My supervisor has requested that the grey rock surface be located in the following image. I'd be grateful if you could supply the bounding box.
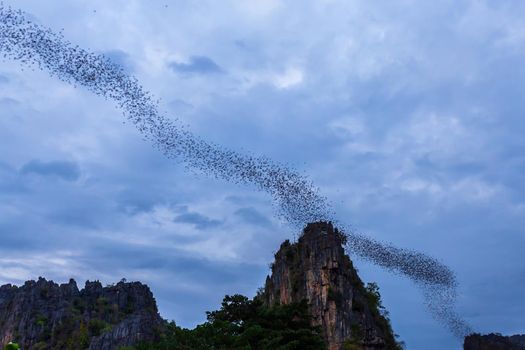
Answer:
[263,221,400,350]
[0,277,163,350]
[464,333,525,350]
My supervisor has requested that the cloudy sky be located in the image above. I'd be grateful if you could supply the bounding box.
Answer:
[1,0,525,348]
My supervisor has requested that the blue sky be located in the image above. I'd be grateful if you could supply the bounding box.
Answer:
[1,1,525,348]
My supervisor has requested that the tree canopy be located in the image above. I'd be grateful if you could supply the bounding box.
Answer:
[127,294,326,350]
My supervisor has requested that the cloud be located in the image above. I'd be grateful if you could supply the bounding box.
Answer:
[168,99,194,115]
[20,160,80,181]
[47,206,101,229]
[0,162,27,195]
[168,56,223,75]
[0,97,19,106]
[2,1,525,348]
[234,207,271,227]
[102,49,133,73]
[173,211,223,230]
[271,67,303,89]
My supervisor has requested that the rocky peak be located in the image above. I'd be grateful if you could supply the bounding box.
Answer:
[0,277,163,350]
[464,333,525,350]
[263,221,400,350]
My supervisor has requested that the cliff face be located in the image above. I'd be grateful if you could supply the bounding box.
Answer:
[464,333,525,350]
[263,222,399,350]
[0,277,163,350]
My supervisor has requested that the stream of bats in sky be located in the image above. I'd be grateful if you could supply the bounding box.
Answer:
[0,4,472,338]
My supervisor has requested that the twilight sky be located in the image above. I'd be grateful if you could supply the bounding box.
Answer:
[1,1,525,348]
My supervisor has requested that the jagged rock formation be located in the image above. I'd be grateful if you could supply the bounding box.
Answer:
[0,277,163,350]
[262,222,400,350]
[464,333,525,350]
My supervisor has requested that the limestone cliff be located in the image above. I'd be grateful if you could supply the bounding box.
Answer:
[262,221,400,350]
[0,277,163,350]
[464,333,525,350]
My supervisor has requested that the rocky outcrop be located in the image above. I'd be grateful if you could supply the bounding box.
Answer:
[0,277,163,350]
[262,221,400,350]
[464,333,525,350]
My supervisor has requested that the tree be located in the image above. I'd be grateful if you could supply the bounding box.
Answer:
[4,343,20,350]
[132,294,326,350]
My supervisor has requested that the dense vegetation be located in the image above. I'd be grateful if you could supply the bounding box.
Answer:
[1,278,402,350]
[121,294,325,350]
[3,289,403,350]
[357,283,404,350]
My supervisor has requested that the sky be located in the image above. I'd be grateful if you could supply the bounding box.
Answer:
[1,1,525,348]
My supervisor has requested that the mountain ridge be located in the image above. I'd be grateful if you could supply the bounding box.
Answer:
[464,333,525,350]
[0,277,163,349]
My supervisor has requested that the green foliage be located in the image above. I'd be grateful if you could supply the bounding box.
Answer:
[35,314,48,327]
[3,343,19,350]
[8,282,404,350]
[33,342,47,350]
[130,294,326,350]
[88,318,111,336]
[343,340,362,350]
[96,297,109,316]
[72,297,86,314]
[361,283,404,350]
[350,323,363,340]
[364,282,382,311]
[50,318,89,350]
[76,322,90,350]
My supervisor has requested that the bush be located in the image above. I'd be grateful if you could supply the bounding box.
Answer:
[343,340,362,350]
[88,319,110,336]
[4,343,19,350]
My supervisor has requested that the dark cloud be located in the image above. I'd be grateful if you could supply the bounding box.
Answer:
[47,206,100,229]
[20,160,80,181]
[169,56,223,74]
[115,189,165,215]
[0,162,27,194]
[0,213,79,252]
[234,207,271,227]
[173,211,222,230]
[88,242,260,283]
[0,221,41,250]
